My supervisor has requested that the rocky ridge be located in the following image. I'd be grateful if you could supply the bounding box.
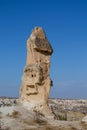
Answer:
[0,97,87,113]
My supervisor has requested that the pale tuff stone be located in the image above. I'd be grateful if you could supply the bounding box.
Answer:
[20,27,53,115]
[82,116,87,123]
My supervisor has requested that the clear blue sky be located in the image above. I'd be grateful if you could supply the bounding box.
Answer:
[0,0,87,99]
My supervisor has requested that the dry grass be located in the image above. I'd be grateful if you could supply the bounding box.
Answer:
[38,126,62,130]
[0,127,11,130]
[0,111,2,118]
[81,121,87,130]
[7,110,21,118]
[33,110,47,125]
[22,128,37,130]
[70,126,78,130]
[67,111,85,121]
[23,117,37,126]
[38,126,78,130]
[53,111,67,120]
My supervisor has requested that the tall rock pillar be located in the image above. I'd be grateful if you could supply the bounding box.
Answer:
[20,27,53,115]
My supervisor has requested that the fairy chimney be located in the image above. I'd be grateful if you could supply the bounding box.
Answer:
[20,27,53,115]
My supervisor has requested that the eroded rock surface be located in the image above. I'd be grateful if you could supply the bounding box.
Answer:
[20,27,53,115]
[82,116,87,123]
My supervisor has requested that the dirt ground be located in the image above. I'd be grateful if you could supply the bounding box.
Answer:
[0,98,87,130]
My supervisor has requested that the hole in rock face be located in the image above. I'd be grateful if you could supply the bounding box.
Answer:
[31,74,33,77]
[27,85,34,88]
[31,74,36,77]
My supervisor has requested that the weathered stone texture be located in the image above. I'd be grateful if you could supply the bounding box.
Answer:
[20,27,53,115]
